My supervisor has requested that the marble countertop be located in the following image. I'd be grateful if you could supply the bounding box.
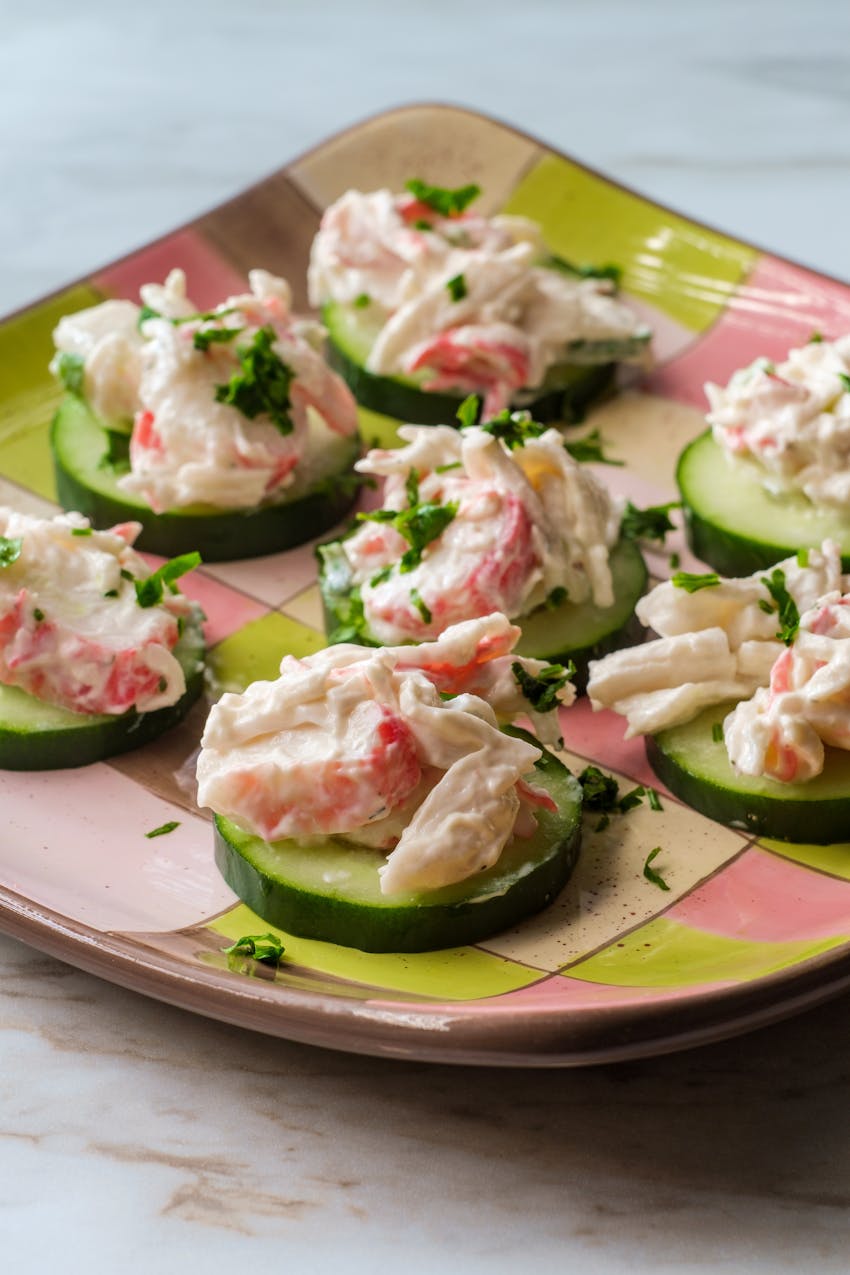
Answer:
[5,1,850,1269]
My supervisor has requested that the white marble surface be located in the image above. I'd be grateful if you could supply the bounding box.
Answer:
[4,2,850,1269]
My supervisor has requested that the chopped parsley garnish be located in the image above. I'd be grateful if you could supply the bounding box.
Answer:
[578,765,620,811]
[71,527,92,536]
[358,495,458,573]
[370,565,393,587]
[647,788,663,812]
[809,331,824,343]
[512,661,574,714]
[354,293,371,308]
[157,676,168,693]
[137,303,161,327]
[546,256,622,288]
[456,395,480,429]
[595,814,611,832]
[446,273,468,302]
[797,547,810,567]
[477,409,546,449]
[410,587,432,624]
[329,585,368,644]
[0,536,23,568]
[145,820,180,839]
[55,351,86,396]
[193,326,244,353]
[33,608,44,622]
[576,261,622,286]
[618,785,646,814]
[621,501,680,543]
[546,586,568,610]
[134,551,201,608]
[435,461,462,473]
[140,304,240,329]
[120,568,133,580]
[671,571,721,593]
[405,179,481,217]
[669,551,680,570]
[103,589,118,599]
[839,372,850,393]
[643,846,671,891]
[214,325,295,435]
[413,219,433,231]
[712,722,724,743]
[578,765,646,816]
[760,567,800,645]
[224,932,285,966]
[405,468,420,507]
[563,428,623,466]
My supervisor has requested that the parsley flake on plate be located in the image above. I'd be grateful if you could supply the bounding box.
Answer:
[643,846,671,891]
[145,820,180,839]
[224,933,285,966]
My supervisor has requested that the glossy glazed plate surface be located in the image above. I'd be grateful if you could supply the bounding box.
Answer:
[4,104,850,1066]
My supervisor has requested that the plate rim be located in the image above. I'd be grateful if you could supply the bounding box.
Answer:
[4,875,850,1066]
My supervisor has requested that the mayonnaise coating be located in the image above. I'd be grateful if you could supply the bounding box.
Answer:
[196,613,574,895]
[339,421,622,645]
[707,335,850,508]
[588,541,850,784]
[51,269,358,513]
[0,508,196,715]
[309,187,650,417]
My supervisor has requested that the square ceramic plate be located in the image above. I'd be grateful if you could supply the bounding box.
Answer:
[4,103,850,1067]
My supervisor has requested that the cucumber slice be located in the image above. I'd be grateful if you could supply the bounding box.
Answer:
[316,536,646,691]
[514,539,647,688]
[50,395,361,561]
[322,301,620,426]
[647,702,850,844]
[0,615,205,770]
[213,733,582,952]
[678,430,850,575]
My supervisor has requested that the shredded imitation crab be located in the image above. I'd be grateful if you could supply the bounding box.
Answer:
[51,268,359,513]
[707,334,850,508]
[337,421,622,645]
[308,187,648,418]
[587,541,850,784]
[0,509,198,715]
[196,613,574,895]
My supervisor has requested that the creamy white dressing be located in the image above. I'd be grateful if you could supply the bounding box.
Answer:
[196,613,573,895]
[0,508,195,715]
[707,335,850,508]
[588,541,850,783]
[339,422,622,645]
[51,269,358,513]
[308,187,650,416]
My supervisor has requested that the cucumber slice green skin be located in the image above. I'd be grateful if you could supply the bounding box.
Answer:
[323,302,618,426]
[316,537,647,692]
[51,396,361,562]
[0,617,205,770]
[647,703,850,844]
[213,734,583,952]
[678,430,850,575]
